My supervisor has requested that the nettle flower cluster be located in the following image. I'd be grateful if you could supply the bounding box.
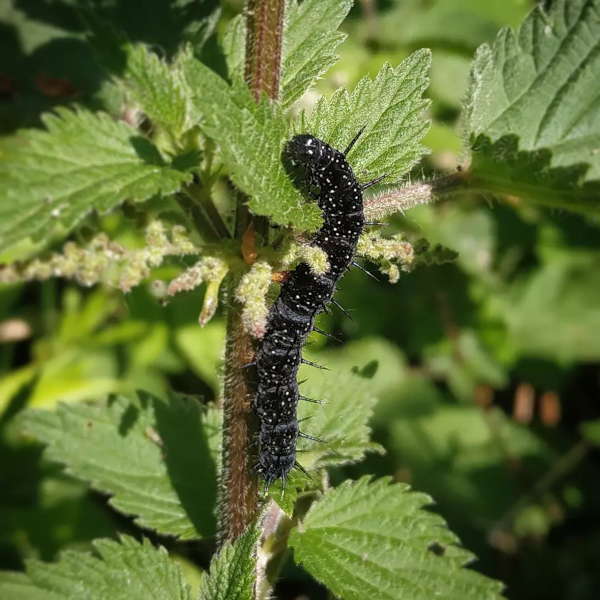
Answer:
[0,218,415,337]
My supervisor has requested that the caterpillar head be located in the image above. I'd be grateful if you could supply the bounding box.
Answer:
[285,134,326,167]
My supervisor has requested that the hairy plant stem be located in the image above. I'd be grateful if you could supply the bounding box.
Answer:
[218,291,260,543]
[363,170,470,221]
[218,0,285,551]
[244,0,285,102]
[363,166,585,222]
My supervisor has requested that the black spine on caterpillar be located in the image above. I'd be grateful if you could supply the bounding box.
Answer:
[254,134,365,486]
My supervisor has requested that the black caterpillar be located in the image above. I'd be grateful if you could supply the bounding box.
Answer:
[253,131,384,487]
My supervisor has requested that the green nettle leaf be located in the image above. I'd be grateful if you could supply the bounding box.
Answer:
[303,50,432,182]
[464,0,600,214]
[0,108,191,253]
[289,477,504,600]
[0,536,191,600]
[123,44,194,139]
[281,0,353,107]
[296,364,382,470]
[221,13,246,81]
[175,320,226,393]
[182,52,322,231]
[198,525,258,600]
[20,392,221,540]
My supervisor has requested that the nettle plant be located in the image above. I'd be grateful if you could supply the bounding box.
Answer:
[1,0,599,598]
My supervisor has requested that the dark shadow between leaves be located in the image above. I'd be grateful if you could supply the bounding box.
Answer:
[15,0,83,33]
[15,0,221,61]
[352,359,379,379]
[130,138,201,175]
[170,149,202,173]
[0,370,39,430]
[148,391,218,538]
[117,402,140,436]
[2,0,221,134]
[0,19,107,133]
[129,136,165,166]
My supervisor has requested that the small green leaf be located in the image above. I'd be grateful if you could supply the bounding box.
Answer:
[221,14,245,81]
[281,0,352,107]
[268,469,310,515]
[581,419,600,445]
[296,363,382,470]
[464,0,600,214]
[302,50,431,182]
[0,365,36,414]
[289,477,504,600]
[0,536,191,599]
[123,44,195,139]
[20,392,221,540]
[198,524,258,600]
[505,254,600,363]
[182,52,321,231]
[174,320,226,393]
[0,108,191,253]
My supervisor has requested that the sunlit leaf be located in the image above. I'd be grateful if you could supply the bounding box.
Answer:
[464,0,600,214]
[0,108,191,253]
[0,536,191,599]
[290,477,504,600]
[302,50,431,183]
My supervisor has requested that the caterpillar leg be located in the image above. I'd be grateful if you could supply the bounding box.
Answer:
[344,127,365,155]
[299,394,322,404]
[298,431,326,443]
[330,298,353,320]
[293,461,313,481]
[301,358,329,370]
[312,326,342,342]
[351,260,379,281]
[298,415,314,424]
[360,173,388,190]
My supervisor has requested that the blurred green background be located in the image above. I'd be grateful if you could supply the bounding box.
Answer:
[2,1,600,599]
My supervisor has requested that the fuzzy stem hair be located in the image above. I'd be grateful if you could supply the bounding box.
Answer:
[218,0,285,553]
